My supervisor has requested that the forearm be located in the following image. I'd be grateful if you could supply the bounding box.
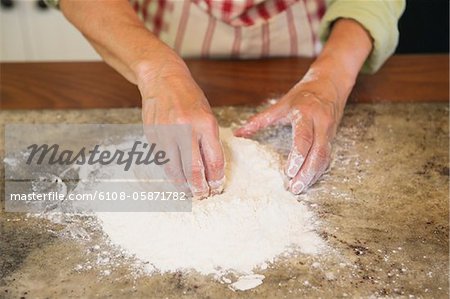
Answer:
[60,0,185,85]
[308,18,373,106]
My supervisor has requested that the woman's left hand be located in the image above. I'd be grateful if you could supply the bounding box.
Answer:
[234,70,349,194]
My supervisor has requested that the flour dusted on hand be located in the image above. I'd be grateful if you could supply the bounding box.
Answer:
[96,128,325,276]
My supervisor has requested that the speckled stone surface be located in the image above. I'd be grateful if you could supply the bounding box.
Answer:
[0,103,448,298]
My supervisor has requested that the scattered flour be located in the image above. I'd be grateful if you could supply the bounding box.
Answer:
[4,127,325,290]
[229,274,265,291]
[95,129,325,279]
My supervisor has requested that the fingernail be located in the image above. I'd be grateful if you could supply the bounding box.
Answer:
[290,181,305,195]
[234,128,248,137]
[209,176,226,195]
[175,182,190,194]
[192,189,209,200]
[190,182,210,200]
[233,128,243,136]
[286,152,305,178]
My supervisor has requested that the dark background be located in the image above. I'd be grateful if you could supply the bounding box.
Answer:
[396,0,449,53]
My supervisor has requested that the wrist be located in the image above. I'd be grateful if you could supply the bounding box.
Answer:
[306,18,372,103]
[311,55,356,94]
[132,49,190,90]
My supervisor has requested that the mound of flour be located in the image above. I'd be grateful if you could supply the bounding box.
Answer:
[95,129,324,276]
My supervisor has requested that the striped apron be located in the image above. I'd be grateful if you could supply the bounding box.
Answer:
[129,0,326,58]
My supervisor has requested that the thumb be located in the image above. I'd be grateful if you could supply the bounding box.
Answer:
[234,101,287,137]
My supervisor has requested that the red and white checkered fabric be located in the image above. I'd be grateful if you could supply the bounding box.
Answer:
[130,0,325,36]
[129,0,169,36]
[193,0,317,27]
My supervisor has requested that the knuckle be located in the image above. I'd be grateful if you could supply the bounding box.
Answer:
[207,159,225,171]
[298,169,315,184]
[322,116,336,130]
[164,165,177,177]
[164,165,181,178]
[175,114,191,125]
[191,164,205,176]
[294,102,311,115]
[315,146,331,162]
[298,94,335,116]
[297,130,314,146]
[201,113,218,128]
[319,101,337,119]
[164,167,185,185]
[190,172,207,190]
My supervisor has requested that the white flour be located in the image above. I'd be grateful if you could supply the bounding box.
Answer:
[4,127,325,290]
[94,129,325,279]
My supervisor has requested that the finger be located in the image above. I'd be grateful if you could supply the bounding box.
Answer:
[289,126,331,195]
[179,135,209,199]
[200,129,226,195]
[234,102,288,137]
[285,113,313,178]
[289,145,330,195]
[141,126,188,193]
[143,124,158,145]
[149,125,190,193]
[309,150,331,186]
[163,142,190,193]
[141,98,158,124]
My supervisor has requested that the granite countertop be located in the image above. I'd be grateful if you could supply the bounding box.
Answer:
[0,102,448,298]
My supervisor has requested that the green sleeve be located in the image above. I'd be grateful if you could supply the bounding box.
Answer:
[319,0,406,73]
[44,0,60,9]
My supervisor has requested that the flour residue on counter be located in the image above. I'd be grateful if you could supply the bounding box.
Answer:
[93,129,325,282]
[4,126,326,291]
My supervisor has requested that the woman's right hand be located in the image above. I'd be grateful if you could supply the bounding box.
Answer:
[137,56,225,199]
[59,0,224,198]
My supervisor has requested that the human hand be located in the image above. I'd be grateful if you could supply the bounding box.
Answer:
[234,70,348,194]
[138,57,225,199]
